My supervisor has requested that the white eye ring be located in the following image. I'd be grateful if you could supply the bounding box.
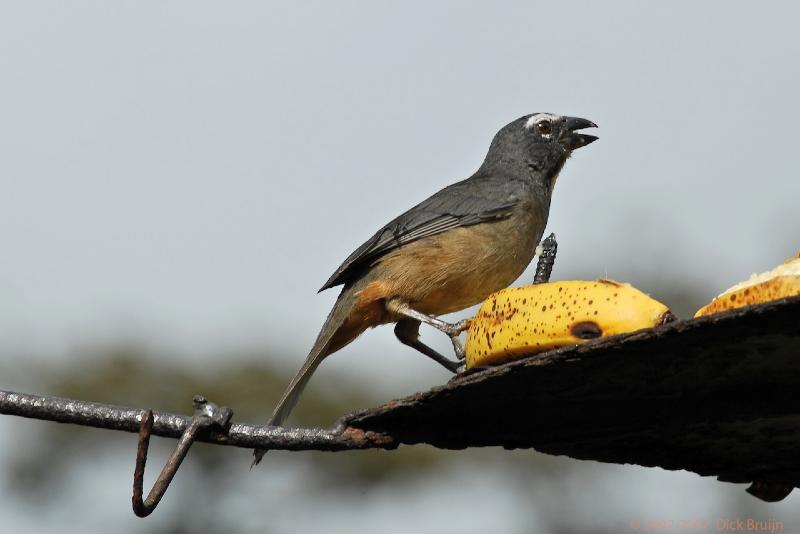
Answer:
[524,113,558,133]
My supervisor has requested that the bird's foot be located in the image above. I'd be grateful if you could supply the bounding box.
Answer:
[446,321,470,361]
[386,299,470,362]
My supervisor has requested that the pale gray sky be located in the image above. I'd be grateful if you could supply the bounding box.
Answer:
[1,2,800,531]
[2,1,798,370]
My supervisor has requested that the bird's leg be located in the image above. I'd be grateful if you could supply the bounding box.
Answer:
[386,299,470,361]
[533,233,558,284]
[394,319,461,373]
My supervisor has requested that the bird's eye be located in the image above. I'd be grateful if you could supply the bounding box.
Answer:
[537,120,552,135]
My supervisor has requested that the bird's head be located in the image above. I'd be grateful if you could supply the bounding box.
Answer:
[523,113,598,152]
[482,112,598,183]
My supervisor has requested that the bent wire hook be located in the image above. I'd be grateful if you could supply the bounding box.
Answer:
[132,395,233,517]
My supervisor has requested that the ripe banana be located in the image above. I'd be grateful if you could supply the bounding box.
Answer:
[465,280,674,369]
[695,255,800,317]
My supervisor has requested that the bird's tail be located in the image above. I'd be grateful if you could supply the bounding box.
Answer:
[252,280,370,466]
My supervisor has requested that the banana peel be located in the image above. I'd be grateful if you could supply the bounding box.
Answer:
[694,255,800,317]
[465,280,674,368]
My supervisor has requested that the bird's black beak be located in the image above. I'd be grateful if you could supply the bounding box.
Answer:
[559,116,598,151]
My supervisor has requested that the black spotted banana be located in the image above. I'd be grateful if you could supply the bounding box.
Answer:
[465,279,674,368]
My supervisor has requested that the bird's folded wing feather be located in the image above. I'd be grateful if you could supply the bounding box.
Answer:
[319,177,521,291]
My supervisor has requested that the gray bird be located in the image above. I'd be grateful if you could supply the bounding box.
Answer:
[253,112,597,465]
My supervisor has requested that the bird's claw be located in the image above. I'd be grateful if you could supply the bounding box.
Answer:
[444,319,470,360]
[450,335,466,360]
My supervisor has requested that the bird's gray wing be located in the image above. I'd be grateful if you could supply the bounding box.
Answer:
[319,177,522,291]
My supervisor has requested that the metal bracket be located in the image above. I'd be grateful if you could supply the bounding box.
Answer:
[534,233,557,284]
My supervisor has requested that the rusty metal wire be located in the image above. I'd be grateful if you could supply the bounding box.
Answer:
[0,389,392,452]
[0,389,394,519]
